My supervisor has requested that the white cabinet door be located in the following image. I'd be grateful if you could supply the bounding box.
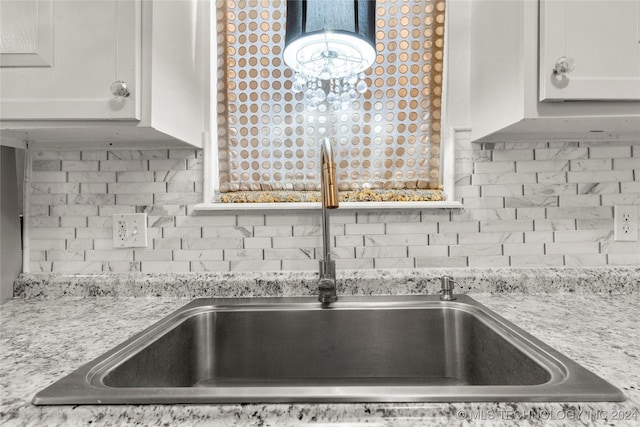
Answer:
[540,0,640,101]
[0,0,139,120]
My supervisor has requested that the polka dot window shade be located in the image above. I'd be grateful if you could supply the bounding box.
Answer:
[216,0,445,200]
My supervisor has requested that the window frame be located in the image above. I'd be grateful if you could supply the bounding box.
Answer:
[197,0,462,212]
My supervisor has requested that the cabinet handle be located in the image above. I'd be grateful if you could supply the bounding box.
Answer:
[111,81,131,98]
[552,56,576,76]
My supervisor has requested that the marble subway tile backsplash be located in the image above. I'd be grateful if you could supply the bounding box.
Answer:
[27,140,640,274]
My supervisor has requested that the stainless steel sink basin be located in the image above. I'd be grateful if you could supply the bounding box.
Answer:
[33,295,624,404]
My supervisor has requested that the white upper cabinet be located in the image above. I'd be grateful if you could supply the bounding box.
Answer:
[540,0,640,101]
[0,0,210,149]
[0,0,139,120]
[463,0,640,142]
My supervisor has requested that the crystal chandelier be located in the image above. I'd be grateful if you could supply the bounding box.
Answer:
[283,0,376,111]
[292,69,369,112]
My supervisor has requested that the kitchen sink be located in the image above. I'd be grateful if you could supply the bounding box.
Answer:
[32,295,625,404]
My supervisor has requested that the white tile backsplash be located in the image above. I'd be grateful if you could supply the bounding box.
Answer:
[570,158,612,171]
[355,246,408,259]
[468,255,510,268]
[264,248,313,260]
[99,160,148,171]
[564,254,608,266]
[134,250,173,261]
[589,146,631,159]
[229,260,281,272]
[374,258,414,269]
[516,160,569,173]
[568,170,634,183]
[190,260,231,271]
[545,242,600,255]
[608,253,640,265]
[415,256,468,268]
[26,142,640,273]
[534,147,588,160]
[407,245,449,258]
[172,250,223,261]
[492,148,534,161]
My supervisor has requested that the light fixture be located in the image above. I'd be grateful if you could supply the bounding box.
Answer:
[283,0,376,111]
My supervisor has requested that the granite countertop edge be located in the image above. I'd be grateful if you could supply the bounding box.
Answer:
[13,266,640,299]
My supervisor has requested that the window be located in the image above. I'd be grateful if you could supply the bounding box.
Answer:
[210,0,447,205]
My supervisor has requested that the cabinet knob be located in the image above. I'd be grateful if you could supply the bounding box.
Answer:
[552,56,576,76]
[111,81,130,98]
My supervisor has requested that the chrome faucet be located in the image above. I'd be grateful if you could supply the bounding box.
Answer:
[318,138,339,304]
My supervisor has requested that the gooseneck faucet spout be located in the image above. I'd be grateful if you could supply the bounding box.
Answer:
[318,138,338,304]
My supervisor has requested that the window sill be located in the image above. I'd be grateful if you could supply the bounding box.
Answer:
[193,201,464,212]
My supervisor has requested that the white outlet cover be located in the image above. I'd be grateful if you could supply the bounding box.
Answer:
[112,213,148,248]
[614,205,638,242]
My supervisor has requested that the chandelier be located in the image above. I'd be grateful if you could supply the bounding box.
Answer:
[283,0,376,111]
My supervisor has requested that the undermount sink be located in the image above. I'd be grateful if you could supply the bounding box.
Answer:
[33,295,624,404]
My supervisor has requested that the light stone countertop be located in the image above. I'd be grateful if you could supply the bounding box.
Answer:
[2,268,639,426]
[13,267,640,298]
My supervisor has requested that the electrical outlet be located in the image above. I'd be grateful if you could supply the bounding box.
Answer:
[112,213,148,248]
[614,205,638,242]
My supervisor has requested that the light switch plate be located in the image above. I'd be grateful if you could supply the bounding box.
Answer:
[112,213,148,248]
